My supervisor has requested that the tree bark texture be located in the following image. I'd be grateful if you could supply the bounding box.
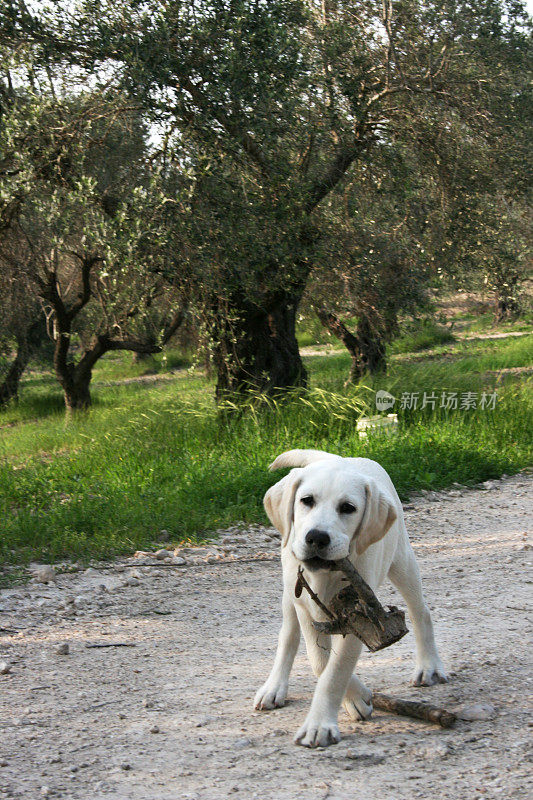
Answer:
[0,319,44,407]
[0,338,31,406]
[213,290,307,399]
[315,308,386,382]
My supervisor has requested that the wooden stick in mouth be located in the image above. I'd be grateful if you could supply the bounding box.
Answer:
[295,557,408,652]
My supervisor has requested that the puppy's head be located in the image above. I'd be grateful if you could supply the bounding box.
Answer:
[264,450,397,570]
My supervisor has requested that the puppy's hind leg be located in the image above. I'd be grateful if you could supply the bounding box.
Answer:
[254,590,301,710]
[388,540,448,686]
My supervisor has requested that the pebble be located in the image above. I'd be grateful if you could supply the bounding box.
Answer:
[457,703,496,721]
[172,557,186,565]
[56,643,70,655]
[33,565,56,583]
[154,549,172,560]
[120,763,131,771]
[150,725,160,734]
[232,737,253,749]
[125,577,140,587]
[413,741,451,760]
[0,661,11,675]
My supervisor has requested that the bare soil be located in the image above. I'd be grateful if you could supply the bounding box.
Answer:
[1,473,531,800]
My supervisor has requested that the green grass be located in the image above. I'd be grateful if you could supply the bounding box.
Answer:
[389,320,456,354]
[1,330,531,568]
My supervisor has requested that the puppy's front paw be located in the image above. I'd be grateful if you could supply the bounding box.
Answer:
[411,657,448,687]
[254,680,288,711]
[294,715,341,748]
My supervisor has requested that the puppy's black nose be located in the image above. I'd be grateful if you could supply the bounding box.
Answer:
[305,529,330,549]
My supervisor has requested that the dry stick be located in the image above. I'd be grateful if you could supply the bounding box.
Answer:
[297,557,408,652]
[373,692,456,729]
[295,568,336,620]
[87,555,279,571]
[85,642,136,649]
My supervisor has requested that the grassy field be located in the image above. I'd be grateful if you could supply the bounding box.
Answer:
[1,319,531,570]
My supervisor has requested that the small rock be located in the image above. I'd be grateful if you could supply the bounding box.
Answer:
[154,549,172,560]
[40,788,50,797]
[149,725,160,734]
[33,565,56,583]
[232,737,253,750]
[56,643,69,655]
[456,702,496,721]
[0,759,8,767]
[172,556,186,565]
[413,741,451,760]
[125,577,140,587]
[120,763,131,771]
[0,661,11,675]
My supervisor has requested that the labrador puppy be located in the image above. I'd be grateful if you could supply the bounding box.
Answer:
[254,449,447,748]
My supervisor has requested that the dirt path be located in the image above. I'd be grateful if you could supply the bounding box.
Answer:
[1,474,531,800]
[300,329,531,360]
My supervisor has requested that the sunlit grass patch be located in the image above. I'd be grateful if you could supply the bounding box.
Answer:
[1,331,531,565]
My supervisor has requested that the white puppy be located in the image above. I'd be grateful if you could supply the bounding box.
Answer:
[254,449,447,748]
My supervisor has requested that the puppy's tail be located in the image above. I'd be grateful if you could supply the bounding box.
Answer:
[269,449,338,471]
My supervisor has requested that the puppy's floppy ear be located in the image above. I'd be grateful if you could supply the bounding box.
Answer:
[264,469,303,547]
[355,478,397,555]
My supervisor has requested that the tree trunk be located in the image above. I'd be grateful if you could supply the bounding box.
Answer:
[356,316,386,375]
[63,374,92,412]
[0,318,44,407]
[495,294,520,322]
[315,308,386,383]
[53,325,96,413]
[494,271,520,322]
[315,307,362,384]
[213,291,307,400]
[0,338,31,406]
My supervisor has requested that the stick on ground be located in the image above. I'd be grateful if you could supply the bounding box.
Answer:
[372,692,456,728]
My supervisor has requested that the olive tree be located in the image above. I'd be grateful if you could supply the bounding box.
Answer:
[3,0,530,395]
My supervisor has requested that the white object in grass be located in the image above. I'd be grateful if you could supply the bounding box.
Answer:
[357,414,398,438]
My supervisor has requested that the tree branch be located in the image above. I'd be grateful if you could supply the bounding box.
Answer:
[179,78,270,178]
[67,254,102,320]
[305,139,366,213]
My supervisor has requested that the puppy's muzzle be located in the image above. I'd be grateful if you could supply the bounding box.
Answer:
[301,529,334,570]
[305,529,331,549]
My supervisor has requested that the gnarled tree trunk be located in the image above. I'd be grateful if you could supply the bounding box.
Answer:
[0,338,31,406]
[315,308,386,383]
[356,315,386,375]
[213,290,307,400]
[0,318,44,407]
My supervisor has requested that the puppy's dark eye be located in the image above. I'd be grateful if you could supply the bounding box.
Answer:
[339,502,356,514]
[301,495,315,508]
